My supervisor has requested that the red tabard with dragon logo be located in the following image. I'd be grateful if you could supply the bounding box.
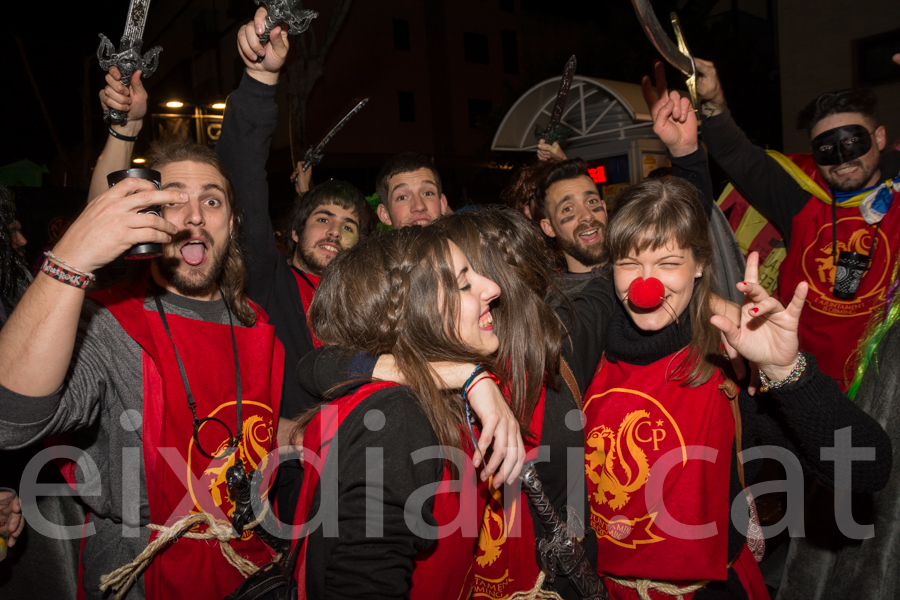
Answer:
[292,382,485,600]
[471,389,545,599]
[91,282,284,600]
[583,353,734,583]
[777,154,900,388]
[292,269,323,348]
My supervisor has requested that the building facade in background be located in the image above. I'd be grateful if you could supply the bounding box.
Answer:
[777,0,900,152]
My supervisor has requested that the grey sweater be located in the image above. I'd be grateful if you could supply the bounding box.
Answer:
[0,288,235,600]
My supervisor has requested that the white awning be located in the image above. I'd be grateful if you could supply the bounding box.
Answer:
[491,76,656,152]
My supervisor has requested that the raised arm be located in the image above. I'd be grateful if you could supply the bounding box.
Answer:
[641,62,714,216]
[87,67,149,202]
[694,58,811,241]
[291,161,314,195]
[216,7,289,294]
[0,180,183,396]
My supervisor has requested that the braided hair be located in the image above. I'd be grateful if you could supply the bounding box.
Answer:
[308,226,499,471]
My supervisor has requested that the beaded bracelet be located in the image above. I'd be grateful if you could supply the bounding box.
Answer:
[41,258,92,290]
[462,363,490,394]
[44,252,96,281]
[461,364,501,450]
[109,126,138,142]
[759,353,807,393]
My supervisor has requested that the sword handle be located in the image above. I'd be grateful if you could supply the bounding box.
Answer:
[521,465,565,533]
[302,146,323,171]
[255,25,273,63]
[104,109,130,126]
[520,465,610,600]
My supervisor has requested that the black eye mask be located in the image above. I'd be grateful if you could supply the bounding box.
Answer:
[811,124,873,166]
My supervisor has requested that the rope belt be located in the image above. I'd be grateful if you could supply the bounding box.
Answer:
[98,503,275,600]
[605,575,707,600]
[506,572,565,600]
[605,552,742,600]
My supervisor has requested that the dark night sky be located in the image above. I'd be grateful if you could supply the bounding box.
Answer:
[0,0,783,185]
[1,2,126,170]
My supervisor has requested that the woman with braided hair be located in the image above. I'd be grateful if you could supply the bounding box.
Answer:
[289,224,528,600]
[296,206,618,599]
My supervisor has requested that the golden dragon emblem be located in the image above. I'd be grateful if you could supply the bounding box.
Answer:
[476,484,509,568]
[585,410,651,511]
[203,415,273,513]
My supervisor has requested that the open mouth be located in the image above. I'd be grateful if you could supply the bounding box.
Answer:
[180,239,208,266]
[479,309,494,330]
[317,241,340,256]
[578,228,600,244]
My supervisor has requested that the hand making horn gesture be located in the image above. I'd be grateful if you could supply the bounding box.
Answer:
[710,252,809,383]
[641,61,698,158]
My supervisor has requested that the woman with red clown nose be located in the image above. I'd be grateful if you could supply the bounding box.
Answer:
[582,176,891,599]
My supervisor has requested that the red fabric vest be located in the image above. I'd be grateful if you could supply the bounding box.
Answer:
[778,153,900,388]
[583,352,734,583]
[90,282,284,600]
[292,382,484,600]
[471,389,546,599]
[291,268,322,348]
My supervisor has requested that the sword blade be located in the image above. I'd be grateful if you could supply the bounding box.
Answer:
[122,0,152,43]
[301,98,369,170]
[547,55,577,127]
[314,97,369,153]
[630,0,693,77]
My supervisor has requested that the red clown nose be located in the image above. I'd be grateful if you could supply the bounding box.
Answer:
[628,277,665,309]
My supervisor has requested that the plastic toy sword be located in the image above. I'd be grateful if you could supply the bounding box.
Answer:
[630,0,698,107]
[301,98,369,172]
[520,464,611,599]
[97,0,163,125]
[534,55,577,144]
[253,0,318,62]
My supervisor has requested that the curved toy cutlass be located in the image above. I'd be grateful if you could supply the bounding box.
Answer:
[630,0,698,107]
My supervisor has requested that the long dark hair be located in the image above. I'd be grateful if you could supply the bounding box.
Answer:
[0,186,28,310]
[606,177,719,387]
[432,206,564,425]
[309,226,497,460]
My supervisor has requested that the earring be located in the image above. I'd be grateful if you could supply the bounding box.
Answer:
[695,272,702,278]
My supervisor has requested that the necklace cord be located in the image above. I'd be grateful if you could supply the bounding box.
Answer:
[153,295,243,458]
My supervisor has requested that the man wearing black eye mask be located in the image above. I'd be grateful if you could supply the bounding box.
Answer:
[691,58,900,390]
